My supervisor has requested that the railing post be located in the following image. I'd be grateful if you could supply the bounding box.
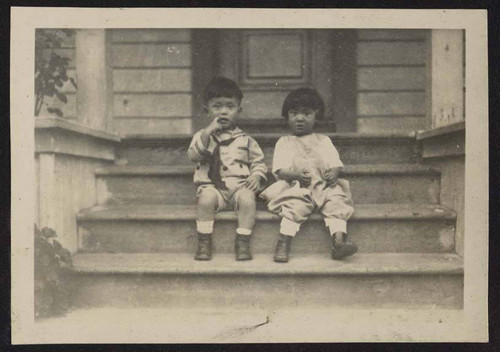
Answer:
[428,30,465,129]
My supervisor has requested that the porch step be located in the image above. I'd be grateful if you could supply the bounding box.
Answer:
[77,204,456,254]
[96,164,441,205]
[69,252,464,309]
[116,132,419,166]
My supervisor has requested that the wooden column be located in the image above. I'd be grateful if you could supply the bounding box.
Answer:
[191,29,218,133]
[428,30,465,129]
[330,30,357,132]
[76,29,114,132]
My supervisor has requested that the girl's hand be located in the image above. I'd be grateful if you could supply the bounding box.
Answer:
[297,169,312,188]
[277,168,311,187]
[324,168,339,188]
[278,169,311,187]
[245,174,262,192]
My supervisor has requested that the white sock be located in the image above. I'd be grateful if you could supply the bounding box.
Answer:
[197,220,214,234]
[236,228,252,236]
[324,218,347,235]
[280,218,301,237]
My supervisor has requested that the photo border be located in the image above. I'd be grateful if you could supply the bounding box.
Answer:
[10,7,489,343]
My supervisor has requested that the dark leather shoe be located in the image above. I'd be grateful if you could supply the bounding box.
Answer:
[195,233,212,261]
[331,232,358,260]
[274,234,292,263]
[235,234,253,261]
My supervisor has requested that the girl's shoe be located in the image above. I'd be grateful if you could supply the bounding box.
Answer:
[274,234,292,263]
[331,232,358,260]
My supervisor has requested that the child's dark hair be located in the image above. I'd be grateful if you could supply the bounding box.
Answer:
[281,88,325,119]
[204,77,243,104]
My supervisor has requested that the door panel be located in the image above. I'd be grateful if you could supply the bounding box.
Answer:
[218,29,336,128]
[242,30,310,84]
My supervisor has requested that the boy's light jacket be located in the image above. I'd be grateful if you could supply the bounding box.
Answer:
[187,127,268,186]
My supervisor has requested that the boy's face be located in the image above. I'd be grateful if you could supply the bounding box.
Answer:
[287,107,316,136]
[205,96,241,130]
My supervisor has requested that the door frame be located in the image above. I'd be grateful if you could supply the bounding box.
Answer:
[191,29,358,133]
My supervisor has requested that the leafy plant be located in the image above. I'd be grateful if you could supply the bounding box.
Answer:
[34,225,73,319]
[35,29,77,118]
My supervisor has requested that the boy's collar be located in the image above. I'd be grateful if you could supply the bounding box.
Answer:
[213,126,246,140]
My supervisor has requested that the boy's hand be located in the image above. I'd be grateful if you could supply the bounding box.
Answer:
[200,119,223,148]
[245,174,263,192]
[324,168,339,188]
[206,118,227,134]
[205,118,223,135]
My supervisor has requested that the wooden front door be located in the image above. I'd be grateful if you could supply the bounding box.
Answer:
[215,29,357,132]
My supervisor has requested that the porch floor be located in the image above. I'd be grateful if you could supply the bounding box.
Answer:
[34,306,466,343]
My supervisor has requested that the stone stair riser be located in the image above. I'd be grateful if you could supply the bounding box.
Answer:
[97,174,440,205]
[68,272,463,310]
[116,143,418,166]
[78,218,455,254]
[71,131,463,312]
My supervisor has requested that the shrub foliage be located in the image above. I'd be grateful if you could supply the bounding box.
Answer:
[34,225,73,318]
[35,29,76,117]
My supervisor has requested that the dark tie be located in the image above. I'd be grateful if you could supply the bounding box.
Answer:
[208,137,235,190]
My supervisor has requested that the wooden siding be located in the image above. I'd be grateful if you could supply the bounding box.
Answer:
[357,42,426,66]
[357,29,427,41]
[357,92,425,116]
[114,93,192,118]
[113,69,192,92]
[111,29,191,43]
[111,29,193,135]
[356,29,428,132]
[357,117,427,132]
[114,117,192,135]
[112,43,191,68]
[357,67,425,91]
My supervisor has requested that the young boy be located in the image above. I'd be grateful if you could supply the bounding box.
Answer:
[187,77,267,261]
[260,88,357,262]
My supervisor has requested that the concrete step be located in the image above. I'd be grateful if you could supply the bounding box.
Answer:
[68,252,464,310]
[96,164,441,205]
[77,204,456,254]
[116,132,419,166]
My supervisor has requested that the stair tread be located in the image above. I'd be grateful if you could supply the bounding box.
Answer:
[72,252,463,275]
[78,203,456,221]
[96,164,441,176]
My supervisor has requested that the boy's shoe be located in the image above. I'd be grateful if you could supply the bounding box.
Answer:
[331,232,358,260]
[274,234,292,263]
[235,234,253,261]
[195,233,212,261]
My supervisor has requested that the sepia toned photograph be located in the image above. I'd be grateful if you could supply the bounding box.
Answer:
[11,8,488,343]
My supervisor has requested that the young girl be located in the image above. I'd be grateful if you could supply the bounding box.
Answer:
[260,88,357,262]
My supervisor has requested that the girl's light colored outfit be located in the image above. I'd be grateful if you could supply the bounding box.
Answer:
[260,133,354,235]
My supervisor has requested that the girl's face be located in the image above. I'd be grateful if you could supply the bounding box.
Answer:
[287,107,316,136]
